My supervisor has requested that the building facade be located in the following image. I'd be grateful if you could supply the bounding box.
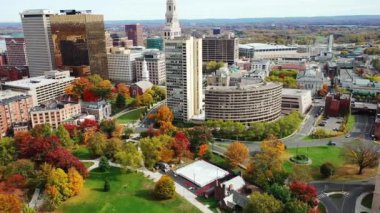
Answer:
[165,36,203,121]
[20,9,56,77]
[50,10,109,79]
[239,43,299,60]
[147,37,164,50]
[202,35,239,65]
[3,70,75,106]
[80,100,111,121]
[5,38,28,66]
[107,47,142,83]
[205,80,282,124]
[163,0,181,40]
[297,69,324,95]
[0,91,33,136]
[125,24,144,46]
[31,102,81,128]
[135,49,166,85]
[281,89,312,115]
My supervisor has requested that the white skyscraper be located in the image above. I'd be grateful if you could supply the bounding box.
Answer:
[165,36,203,121]
[163,0,181,40]
[20,9,56,77]
[107,47,142,83]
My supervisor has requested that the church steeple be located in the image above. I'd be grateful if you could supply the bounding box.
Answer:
[163,0,181,40]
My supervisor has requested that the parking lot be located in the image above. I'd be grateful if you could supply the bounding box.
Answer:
[316,116,344,132]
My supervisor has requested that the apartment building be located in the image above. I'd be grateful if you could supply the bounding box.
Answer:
[135,49,166,85]
[281,89,312,115]
[202,35,239,65]
[107,47,142,83]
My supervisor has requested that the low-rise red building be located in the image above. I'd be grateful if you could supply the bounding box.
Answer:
[325,94,351,117]
[0,66,29,81]
[130,81,153,97]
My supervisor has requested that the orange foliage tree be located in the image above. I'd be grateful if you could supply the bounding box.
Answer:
[198,144,209,157]
[0,193,23,213]
[225,141,249,168]
[319,84,329,97]
[260,135,286,158]
[172,132,191,161]
[67,167,84,196]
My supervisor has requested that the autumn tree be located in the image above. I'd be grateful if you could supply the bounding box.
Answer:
[198,144,209,158]
[344,141,380,175]
[0,193,23,213]
[319,84,329,97]
[289,181,318,206]
[115,143,143,168]
[100,119,117,138]
[154,175,175,200]
[116,83,130,98]
[0,137,16,166]
[187,126,213,153]
[151,85,166,101]
[225,141,249,168]
[260,135,285,157]
[289,165,312,182]
[31,123,52,138]
[283,199,310,213]
[4,159,35,178]
[88,132,108,156]
[243,192,283,213]
[65,77,92,99]
[45,168,71,209]
[16,136,61,162]
[205,61,225,74]
[140,135,172,168]
[91,79,113,99]
[172,132,191,161]
[153,106,174,132]
[104,138,124,159]
[55,125,73,147]
[45,148,88,178]
[67,167,84,196]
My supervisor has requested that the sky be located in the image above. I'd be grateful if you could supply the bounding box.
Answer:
[1,0,380,22]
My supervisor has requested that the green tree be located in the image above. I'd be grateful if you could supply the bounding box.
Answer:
[88,132,108,157]
[244,192,283,213]
[99,156,110,172]
[154,175,175,200]
[124,128,134,139]
[115,93,126,109]
[55,125,73,147]
[205,61,225,73]
[320,162,335,178]
[268,184,292,204]
[140,135,172,168]
[152,85,166,101]
[31,123,52,137]
[104,138,124,159]
[0,137,15,166]
[283,199,310,213]
[23,205,36,213]
[100,119,116,138]
[115,143,143,168]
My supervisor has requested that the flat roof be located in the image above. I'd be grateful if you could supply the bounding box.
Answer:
[4,72,74,90]
[239,43,297,50]
[282,88,312,96]
[175,160,229,187]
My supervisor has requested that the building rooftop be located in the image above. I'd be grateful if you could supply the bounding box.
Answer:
[21,9,55,15]
[31,101,78,112]
[221,176,246,191]
[134,81,153,91]
[0,90,30,105]
[239,43,297,51]
[175,160,229,187]
[4,70,74,89]
[207,80,281,92]
[282,88,312,96]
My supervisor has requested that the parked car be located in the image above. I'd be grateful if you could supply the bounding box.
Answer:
[319,123,326,127]
[155,162,170,173]
[345,134,351,138]
[327,141,336,146]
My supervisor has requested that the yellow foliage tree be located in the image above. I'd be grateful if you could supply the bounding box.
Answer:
[260,135,285,157]
[225,141,249,168]
[67,167,84,196]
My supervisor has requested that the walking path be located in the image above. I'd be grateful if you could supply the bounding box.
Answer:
[80,158,213,213]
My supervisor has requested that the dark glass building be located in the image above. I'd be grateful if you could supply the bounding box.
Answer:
[50,10,108,79]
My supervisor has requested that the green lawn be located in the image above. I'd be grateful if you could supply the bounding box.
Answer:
[362,193,373,209]
[58,167,200,213]
[197,197,228,213]
[116,108,145,124]
[83,162,94,169]
[72,146,94,160]
[283,147,344,178]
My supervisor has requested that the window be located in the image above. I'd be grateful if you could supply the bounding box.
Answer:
[169,6,171,11]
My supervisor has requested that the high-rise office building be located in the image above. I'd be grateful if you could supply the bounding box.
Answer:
[125,24,144,46]
[163,0,181,40]
[20,9,56,77]
[5,38,28,66]
[147,37,164,50]
[202,35,239,65]
[135,49,166,85]
[165,36,203,121]
[107,47,142,83]
[50,10,108,79]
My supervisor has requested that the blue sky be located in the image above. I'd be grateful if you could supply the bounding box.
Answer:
[1,0,380,22]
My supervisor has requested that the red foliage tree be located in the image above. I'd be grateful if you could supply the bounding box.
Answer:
[82,89,100,102]
[45,148,88,178]
[63,124,79,137]
[172,132,191,161]
[17,136,61,162]
[289,181,318,206]
[80,119,99,130]
[6,174,26,189]
[147,125,161,137]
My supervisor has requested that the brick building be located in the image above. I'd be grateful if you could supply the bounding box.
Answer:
[125,24,143,46]
[5,38,27,66]
[325,94,351,117]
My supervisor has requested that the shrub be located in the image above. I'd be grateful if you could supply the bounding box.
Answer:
[320,162,335,178]
[99,156,110,172]
[154,175,175,200]
[104,179,110,192]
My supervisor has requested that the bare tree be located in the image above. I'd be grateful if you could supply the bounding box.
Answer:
[344,141,380,175]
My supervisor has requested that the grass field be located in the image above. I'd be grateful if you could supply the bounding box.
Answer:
[116,108,145,124]
[283,147,345,179]
[58,167,200,213]
[362,193,373,209]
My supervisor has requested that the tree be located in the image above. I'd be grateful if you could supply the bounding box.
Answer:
[187,126,213,153]
[114,144,143,168]
[65,77,93,99]
[225,141,249,168]
[0,193,23,213]
[344,141,380,175]
[172,132,191,161]
[91,79,113,99]
[67,167,84,196]
[45,168,72,207]
[104,138,124,159]
[319,84,329,97]
[205,61,225,73]
[289,165,312,182]
[198,144,209,158]
[104,179,110,192]
[289,181,317,206]
[124,128,134,139]
[372,58,380,71]
[0,137,15,166]
[320,162,335,178]
[151,85,166,101]
[100,119,117,138]
[31,123,52,137]
[268,183,292,204]
[159,147,174,163]
[260,135,285,158]
[88,132,108,156]
[244,192,283,213]
[45,148,88,178]
[116,83,130,98]
[154,106,174,124]
[140,135,172,168]
[4,159,34,178]
[23,205,37,213]
[56,125,73,147]
[154,175,175,200]
[16,136,61,162]
[283,199,311,213]
[115,93,126,109]
[99,156,110,172]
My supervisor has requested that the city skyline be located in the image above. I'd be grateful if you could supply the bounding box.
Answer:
[0,0,379,22]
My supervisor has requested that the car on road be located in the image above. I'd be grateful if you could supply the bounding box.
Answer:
[345,134,351,138]
[319,123,326,127]
[155,162,170,173]
[327,141,336,146]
